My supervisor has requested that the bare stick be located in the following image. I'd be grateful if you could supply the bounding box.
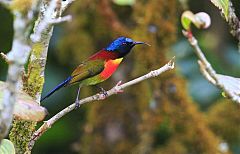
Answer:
[28,58,175,149]
[182,30,217,81]
[49,15,72,25]
[198,60,216,85]
[183,30,240,103]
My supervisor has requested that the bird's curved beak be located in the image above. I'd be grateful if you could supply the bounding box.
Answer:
[134,41,151,46]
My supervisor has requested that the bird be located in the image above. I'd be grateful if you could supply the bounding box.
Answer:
[40,36,149,108]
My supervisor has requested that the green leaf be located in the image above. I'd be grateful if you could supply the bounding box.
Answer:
[181,11,195,30]
[210,0,229,21]
[113,0,135,6]
[181,11,211,30]
[0,139,15,154]
[0,81,48,122]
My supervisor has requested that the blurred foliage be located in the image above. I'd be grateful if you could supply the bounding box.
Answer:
[0,0,240,154]
[113,0,136,6]
[207,100,240,147]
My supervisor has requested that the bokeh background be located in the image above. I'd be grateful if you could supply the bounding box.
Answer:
[0,0,240,153]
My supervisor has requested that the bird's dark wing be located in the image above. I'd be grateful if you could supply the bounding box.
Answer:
[68,59,105,85]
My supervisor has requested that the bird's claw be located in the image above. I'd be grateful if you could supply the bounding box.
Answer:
[100,87,108,97]
[97,87,107,100]
[74,101,80,109]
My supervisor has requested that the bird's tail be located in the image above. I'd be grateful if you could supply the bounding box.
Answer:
[40,76,73,102]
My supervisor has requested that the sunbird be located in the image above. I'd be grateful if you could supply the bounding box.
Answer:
[41,37,149,107]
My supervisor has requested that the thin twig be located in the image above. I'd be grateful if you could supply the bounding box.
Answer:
[49,15,72,24]
[28,58,175,149]
[182,30,218,82]
[183,30,240,103]
[198,60,216,85]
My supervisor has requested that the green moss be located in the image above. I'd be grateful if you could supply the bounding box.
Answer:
[153,117,173,147]
[9,120,36,154]
[32,43,44,59]
[207,100,240,146]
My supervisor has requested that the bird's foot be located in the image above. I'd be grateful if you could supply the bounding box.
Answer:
[98,87,108,100]
[100,87,108,96]
[114,80,124,94]
[74,100,80,109]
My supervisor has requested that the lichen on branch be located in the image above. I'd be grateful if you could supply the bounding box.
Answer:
[0,0,40,143]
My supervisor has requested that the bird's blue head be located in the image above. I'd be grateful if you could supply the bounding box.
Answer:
[105,37,148,57]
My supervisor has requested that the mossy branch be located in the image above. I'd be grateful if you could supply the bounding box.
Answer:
[227,1,240,46]
[0,0,39,142]
[8,0,75,153]
[28,58,175,150]
[217,0,240,52]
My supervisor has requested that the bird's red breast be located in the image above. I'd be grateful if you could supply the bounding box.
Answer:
[100,58,123,80]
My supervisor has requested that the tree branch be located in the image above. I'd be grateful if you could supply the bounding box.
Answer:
[0,0,40,142]
[183,30,240,103]
[27,0,75,101]
[223,1,240,52]
[49,15,72,25]
[30,0,60,43]
[7,0,76,152]
[228,1,240,43]
[28,58,175,149]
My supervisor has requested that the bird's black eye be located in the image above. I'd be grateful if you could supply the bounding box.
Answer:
[122,42,127,45]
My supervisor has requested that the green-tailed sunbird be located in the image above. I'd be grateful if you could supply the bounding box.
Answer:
[41,37,149,107]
